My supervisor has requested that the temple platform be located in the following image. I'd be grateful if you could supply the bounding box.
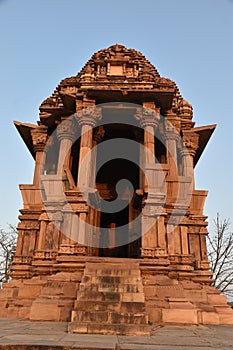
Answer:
[0,318,232,349]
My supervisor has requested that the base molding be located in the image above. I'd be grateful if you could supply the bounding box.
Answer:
[0,258,232,332]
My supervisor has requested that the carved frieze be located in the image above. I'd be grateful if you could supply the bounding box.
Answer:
[34,250,57,259]
[181,255,193,265]
[18,221,40,230]
[141,247,155,258]
[69,203,88,213]
[13,256,32,264]
[142,205,164,217]
[59,244,87,255]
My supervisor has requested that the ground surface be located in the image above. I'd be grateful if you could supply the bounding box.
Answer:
[0,318,232,349]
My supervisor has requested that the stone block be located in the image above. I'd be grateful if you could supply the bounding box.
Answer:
[207,293,227,305]
[48,272,73,281]
[77,290,120,302]
[143,286,157,297]
[168,298,195,309]
[41,281,78,298]
[6,307,19,318]
[198,311,219,324]
[30,301,60,321]
[18,285,42,298]
[68,322,88,334]
[110,311,147,324]
[18,306,31,319]
[74,300,119,312]
[162,309,198,324]
[0,301,8,317]
[154,285,184,299]
[69,322,150,335]
[183,290,207,303]
[180,280,202,290]
[146,305,162,323]
[121,292,145,302]
[71,310,109,323]
[218,312,233,324]
[0,287,18,299]
[120,302,145,313]
[99,283,142,293]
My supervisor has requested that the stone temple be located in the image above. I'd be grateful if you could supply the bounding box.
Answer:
[0,44,232,334]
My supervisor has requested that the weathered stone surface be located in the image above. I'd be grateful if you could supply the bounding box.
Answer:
[162,309,198,324]
[69,261,149,335]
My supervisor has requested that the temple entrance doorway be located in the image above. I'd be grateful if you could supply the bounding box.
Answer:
[95,116,142,258]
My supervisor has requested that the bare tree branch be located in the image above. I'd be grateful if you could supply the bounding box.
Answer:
[0,225,17,286]
[207,213,233,298]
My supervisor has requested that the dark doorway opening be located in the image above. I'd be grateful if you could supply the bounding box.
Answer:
[95,121,142,258]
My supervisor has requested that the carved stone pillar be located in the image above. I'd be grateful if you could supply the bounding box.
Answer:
[31,125,48,186]
[181,131,199,188]
[135,104,168,258]
[164,113,180,177]
[133,129,144,190]
[136,104,160,195]
[75,106,102,190]
[90,126,105,188]
[56,118,76,175]
[136,104,160,165]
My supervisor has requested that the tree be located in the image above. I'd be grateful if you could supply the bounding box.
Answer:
[207,214,233,299]
[0,225,17,286]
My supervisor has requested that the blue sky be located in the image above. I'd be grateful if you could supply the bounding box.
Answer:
[0,0,232,231]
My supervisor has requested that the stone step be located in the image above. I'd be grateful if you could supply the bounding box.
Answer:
[98,283,143,293]
[74,300,120,311]
[86,262,140,270]
[82,275,142,284]
[85,268,140,277]
[69,261,148,335]
[121,301,146,313]
[71,310,148,324]
[73,300,146,313]
[79,282,143,293]
[76,290,121,302]
[78,289,144,302]
[68,322,151,335]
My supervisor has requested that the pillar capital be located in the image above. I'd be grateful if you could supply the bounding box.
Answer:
[31,125,48,153]
[56,118,76,142]
[135,106,160,128]
[75,106,102,127]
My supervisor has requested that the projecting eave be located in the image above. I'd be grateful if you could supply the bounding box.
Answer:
[14,121,37,159]
[193,124,217,167]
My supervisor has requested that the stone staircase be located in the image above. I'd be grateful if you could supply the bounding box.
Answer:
[68,260,150,335]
